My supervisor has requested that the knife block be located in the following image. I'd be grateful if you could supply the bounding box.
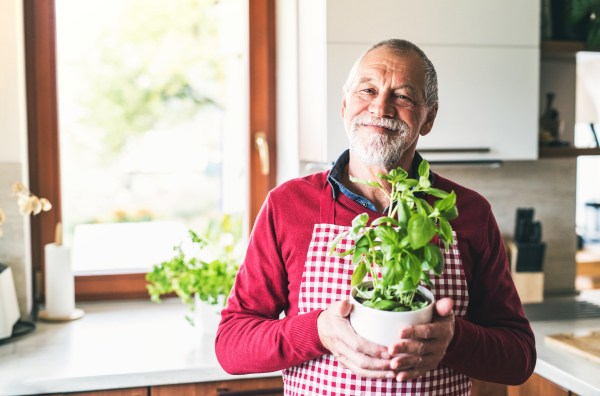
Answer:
[506,241,544,303]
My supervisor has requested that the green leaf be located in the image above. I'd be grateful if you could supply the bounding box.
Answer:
[420,271,434,288]
[372,299,401,311]
[399,277,418,292]
[355,234,370,248]
[441,205,459,221]
[410,301,428,310]
[352,213,369,228]
[405,251,423,285]
[396,179,419,191]
[419,176,431,188]
[334,248,354,258]
[438,217,453,244]
[417,198,433,215]
[351,261,368,287]
[393,306,410,312]
[434,191,456,212]
[418,159,430,178]
[328,231,348,257]
[396,201,411,228]
[351,251,365,266]
[375,225,399,246]
[408,214,436,250]
[382,259,403,285]
[371,216,400,227]
[425,188,449,199]
[349,175,383,189]
[422,243,439,271]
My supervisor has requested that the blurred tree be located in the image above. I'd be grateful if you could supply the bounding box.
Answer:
[77,0,224,157]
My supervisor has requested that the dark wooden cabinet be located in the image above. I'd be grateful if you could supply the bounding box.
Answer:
[151,377,284,396]
[507,373,571,396]
[41,388,148,396]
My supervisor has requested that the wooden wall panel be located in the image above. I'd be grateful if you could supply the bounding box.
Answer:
[248,0,277,231]
[151,377,283,396]
[23,0,63,302]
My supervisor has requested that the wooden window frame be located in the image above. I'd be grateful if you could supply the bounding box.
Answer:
[23,0,277,302]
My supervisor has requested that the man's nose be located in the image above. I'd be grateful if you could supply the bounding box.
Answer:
[368,93,395,119]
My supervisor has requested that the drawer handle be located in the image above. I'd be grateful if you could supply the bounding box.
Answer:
[418,147,491,153]
[217,387,284,396]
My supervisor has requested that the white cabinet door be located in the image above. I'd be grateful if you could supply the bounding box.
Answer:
[326,0,540,47]
[325,44,540,162]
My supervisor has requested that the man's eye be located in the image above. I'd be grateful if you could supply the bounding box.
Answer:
[397,95,413,102]
[363,89,375,94]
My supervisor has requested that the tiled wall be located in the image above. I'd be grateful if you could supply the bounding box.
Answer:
[424,159,577,295]
[0,163,32,318]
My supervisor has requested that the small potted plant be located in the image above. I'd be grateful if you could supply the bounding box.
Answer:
[146,215,243,334]
[328,160,458,346]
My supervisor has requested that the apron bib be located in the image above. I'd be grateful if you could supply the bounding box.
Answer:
[282,182,471,395]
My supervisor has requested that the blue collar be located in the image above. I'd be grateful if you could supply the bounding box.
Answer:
[327,149,434,214]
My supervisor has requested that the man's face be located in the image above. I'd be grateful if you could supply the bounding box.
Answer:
[342,47,437,170]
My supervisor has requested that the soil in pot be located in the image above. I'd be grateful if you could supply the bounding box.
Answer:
[355,289,429,312]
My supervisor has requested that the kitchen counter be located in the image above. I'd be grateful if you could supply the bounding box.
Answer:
[529,290,600,396]
[3,293,600,396]
[0,298,279,396]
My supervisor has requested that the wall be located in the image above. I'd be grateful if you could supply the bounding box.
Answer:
[435,160,577,295]
[0,0,32,319]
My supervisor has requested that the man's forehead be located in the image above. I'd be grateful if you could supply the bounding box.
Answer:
[354,48,425,91]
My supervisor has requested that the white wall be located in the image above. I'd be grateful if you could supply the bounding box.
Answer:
[0,0,32,319]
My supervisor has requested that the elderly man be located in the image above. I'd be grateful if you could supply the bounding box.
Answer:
[216,39,535,395]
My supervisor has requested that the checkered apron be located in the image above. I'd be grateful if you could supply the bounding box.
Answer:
[282,182,471,395]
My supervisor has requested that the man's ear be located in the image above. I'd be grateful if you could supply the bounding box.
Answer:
[341,93,347,119]
[419,104,438,137]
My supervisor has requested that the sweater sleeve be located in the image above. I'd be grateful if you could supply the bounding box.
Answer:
[441,210,536,385]
[215,193,329,374]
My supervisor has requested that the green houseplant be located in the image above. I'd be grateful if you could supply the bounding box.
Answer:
[146,215,243,328]
[569,0,600,50]
[329,159,458,312]
[328,159,458,345]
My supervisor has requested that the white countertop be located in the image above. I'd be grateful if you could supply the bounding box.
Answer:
[0,298,278,396]
[529,290,600,396]
[3,293,600,396]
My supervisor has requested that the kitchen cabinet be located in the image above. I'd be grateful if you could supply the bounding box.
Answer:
[38,388,147,396]
[507,373,577,396]
[150,377,283,396]
[297,0,540,163]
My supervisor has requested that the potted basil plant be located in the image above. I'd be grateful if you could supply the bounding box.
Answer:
[146,215,243,334]
[328,160,458,346]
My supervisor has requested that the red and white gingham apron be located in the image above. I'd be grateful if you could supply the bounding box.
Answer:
[282,182,471,395]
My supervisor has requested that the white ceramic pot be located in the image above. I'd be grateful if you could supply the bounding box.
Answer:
[194,293,224,335]
[349,281,435,347]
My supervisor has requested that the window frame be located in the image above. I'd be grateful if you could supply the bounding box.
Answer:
[23,0,277,302]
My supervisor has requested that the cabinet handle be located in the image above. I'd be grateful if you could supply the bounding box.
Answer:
[418,147,491,154]
[254,131,270,175]
[217,387,284,396]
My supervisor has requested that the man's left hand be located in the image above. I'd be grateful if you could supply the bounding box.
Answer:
[387,298,455,381]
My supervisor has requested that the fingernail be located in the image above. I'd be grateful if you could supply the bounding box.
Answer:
[391,360,398,369]
[381,352,390,359]
[386,372,394,379]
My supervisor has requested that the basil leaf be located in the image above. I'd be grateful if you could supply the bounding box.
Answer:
[375,225,399,246]
[408,214,436,250]
[327,231,348,257]
[396,200,411,228]
[371,216,400,227]
[438,217,453,244]
[351,261,368,288]
[441,205,458,221]
[334,248,354,258]
[435,191,456,212]
[425,188,449,199]
[351,251,364,265]
[396,179,418,191]
[352,213,369,227]
[349,175,382,189]
[372,299,400,311]
[418,159,430,178]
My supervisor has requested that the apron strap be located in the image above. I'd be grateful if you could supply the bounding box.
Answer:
[319,180,336,225]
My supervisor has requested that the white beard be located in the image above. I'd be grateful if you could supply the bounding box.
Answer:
[347,114,414,170]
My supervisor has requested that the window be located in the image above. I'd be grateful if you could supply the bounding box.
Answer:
[24,0,276,301]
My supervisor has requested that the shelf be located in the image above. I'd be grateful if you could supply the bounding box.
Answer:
[541,41,600,59]
[539,147,600,158]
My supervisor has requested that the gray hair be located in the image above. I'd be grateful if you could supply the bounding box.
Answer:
[343,39,439,108]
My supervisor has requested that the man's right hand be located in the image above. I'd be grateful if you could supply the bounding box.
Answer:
[317,300,421,379]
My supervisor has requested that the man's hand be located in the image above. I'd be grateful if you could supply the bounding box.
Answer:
[387,298,455,381]
[317,300,421,379]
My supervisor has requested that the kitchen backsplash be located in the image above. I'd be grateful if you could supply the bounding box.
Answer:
[0,162,32,319]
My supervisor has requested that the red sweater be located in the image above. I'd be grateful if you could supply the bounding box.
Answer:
[215,171,536,385]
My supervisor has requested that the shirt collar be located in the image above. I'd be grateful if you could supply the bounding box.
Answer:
[327,149,434,211]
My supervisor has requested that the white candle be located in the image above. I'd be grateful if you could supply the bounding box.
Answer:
[44,243,75,318]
